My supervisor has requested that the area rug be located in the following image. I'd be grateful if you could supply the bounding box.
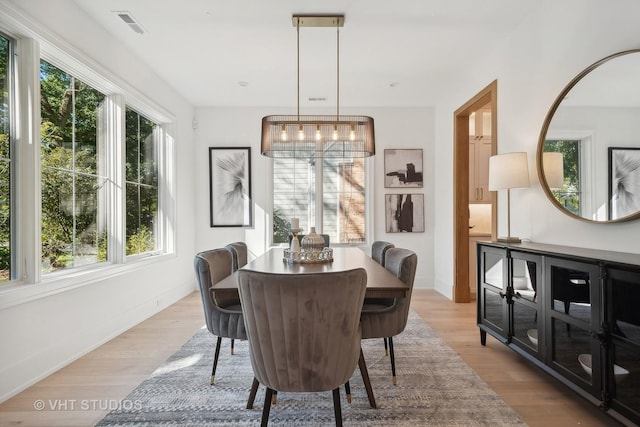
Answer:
[96,311,527,426]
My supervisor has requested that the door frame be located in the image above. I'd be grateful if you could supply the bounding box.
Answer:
[452,80,498,303]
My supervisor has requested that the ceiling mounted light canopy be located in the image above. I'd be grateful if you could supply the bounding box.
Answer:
[261,14,375,158]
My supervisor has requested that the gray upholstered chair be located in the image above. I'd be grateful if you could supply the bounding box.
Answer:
[371,240,394,266]
[238,268,367,426]
[194,248,247,384]
[360,248,417,385]
[224,242,248,355]
[368,240,396,354]
[225,241,248,271]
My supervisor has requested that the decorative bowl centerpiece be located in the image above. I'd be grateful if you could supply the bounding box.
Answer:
[283,247,333,264]
[526,329,538,347]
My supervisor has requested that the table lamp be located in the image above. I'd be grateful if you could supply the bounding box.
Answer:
[488,152,530,243]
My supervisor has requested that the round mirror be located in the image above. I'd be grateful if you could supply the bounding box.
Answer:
[537,49,640,223]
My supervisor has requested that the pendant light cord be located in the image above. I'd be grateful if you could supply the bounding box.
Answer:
[336,21,340,120]
[297,18,300,121]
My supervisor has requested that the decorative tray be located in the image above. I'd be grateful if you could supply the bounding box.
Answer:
[283,247,333,264]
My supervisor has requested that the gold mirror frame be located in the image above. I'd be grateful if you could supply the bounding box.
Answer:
[536,49,640,223]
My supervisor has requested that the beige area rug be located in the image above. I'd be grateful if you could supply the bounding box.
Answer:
[96,311,527,426]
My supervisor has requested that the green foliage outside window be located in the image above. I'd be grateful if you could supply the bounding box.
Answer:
[544,140,581,216]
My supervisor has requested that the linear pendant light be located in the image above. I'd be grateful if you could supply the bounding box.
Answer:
[261,14,375,158]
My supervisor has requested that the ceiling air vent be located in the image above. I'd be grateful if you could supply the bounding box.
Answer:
[114,11,145,35]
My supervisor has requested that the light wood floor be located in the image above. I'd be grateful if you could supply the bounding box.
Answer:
[0,289,625,427]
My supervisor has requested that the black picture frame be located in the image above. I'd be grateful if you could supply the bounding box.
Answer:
[384,193,425,233]
[608,147,640,220]
[209,147,252,227]
[384,149,423,188]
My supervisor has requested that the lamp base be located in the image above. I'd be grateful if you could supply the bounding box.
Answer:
[496,236,522,243]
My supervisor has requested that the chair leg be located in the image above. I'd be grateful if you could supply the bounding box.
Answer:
[272,390,277,404]
[332,388,343,427]
[383,338,388,356]
[358,347,377,409]
[231,338,235,355]
[211,336,222,384]
[389,336,397,385]
[261,388,274,427]
[344,381,352,404]
[247,377,259,409]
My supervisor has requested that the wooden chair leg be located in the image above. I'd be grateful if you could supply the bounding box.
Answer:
[358,347,377,409]
[332,388,343,427]
[211,336,222,384]
[389,336,397,385]
[383,337,388,356]
[272,390,277,404]
[344,381,352,404]
[247,377,259,409]
[261,388,274,427]
[231,338,235,355]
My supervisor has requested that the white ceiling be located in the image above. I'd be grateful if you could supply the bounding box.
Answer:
[71,0,537,108]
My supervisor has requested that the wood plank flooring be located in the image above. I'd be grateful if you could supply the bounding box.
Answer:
[0,289,626,426]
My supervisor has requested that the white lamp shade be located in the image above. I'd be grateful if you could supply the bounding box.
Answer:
[488,152,530,190]
[543,152,564,190]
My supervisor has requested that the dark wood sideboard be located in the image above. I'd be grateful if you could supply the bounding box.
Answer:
[476,241,640,426]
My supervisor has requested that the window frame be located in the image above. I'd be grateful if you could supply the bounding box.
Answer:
[0,19,177,309]
[268,155,373,248]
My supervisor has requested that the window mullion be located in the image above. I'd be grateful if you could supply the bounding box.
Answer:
[15,37,41,284]
[105,94,125,264]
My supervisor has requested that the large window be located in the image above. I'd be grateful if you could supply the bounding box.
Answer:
[40,60,107,273]
[0,30,173,290]
[272,155,366,245]
[0,34,11,283]
[125,108,159,256]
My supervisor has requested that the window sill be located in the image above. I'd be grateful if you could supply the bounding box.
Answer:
[0,252,176,310]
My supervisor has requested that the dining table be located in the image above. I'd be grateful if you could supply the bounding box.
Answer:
[211,246,407,409]
[212,246,408,299]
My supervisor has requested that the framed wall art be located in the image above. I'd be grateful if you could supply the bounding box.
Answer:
[608,146,640,220]
[384,149,423,188]
[209,147,252,227]
[385,193,425,233]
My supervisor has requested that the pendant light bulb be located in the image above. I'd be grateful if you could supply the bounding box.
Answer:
[349,124,356,141]
[332,125,339,140]
[280,124,288,141]
[315,125,322,141]
[298,125,305,141]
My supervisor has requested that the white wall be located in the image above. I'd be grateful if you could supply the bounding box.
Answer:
[0,1,197,402]
[432,0,640,298]
[193,107,435,289]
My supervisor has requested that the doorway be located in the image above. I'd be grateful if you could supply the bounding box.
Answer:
[452,81,498,303]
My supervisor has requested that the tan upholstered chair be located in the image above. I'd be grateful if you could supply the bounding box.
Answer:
[225,241,248,271]
[238,268,367,426]
[194,248,247,384]
[360,248,417,385]
[371,241,394,266]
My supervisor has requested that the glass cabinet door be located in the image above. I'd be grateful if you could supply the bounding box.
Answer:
[607,267,640,423]
[546,257,601,396]
[510,252,542,358]
[478,244,508,343]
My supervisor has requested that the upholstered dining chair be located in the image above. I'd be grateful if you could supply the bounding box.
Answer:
[194,248,247,385]
[371,240,395,266]
[360,248,417,385]
[368,240,396,355]
[224,242,248,355]
[238,268,368,427]
[225,241,248,272]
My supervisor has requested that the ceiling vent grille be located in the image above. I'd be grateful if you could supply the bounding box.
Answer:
[114,11,145,35]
